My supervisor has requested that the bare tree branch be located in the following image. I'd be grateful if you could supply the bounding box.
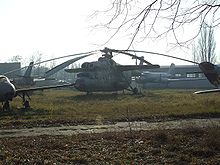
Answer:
[193,23,216,63]
[92,0,220,48]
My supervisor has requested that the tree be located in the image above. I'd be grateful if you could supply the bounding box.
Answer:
[9,55,22,62]
[92,0,220,48]
[29,51,43,76]
[193,23,216,63]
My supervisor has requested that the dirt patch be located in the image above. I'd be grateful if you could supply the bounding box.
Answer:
[0,118,219,138]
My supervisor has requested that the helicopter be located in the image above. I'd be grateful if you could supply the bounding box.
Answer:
[64,47,160,94]
[0,53,93,110]
[0,75,72,110]
[0,50,107,110]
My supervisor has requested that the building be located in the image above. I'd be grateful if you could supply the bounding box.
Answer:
[141,64,214,89]
[0,62,21,78]
[151,64,203,79]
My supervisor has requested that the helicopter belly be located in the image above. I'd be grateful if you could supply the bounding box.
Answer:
[74,78,129,92]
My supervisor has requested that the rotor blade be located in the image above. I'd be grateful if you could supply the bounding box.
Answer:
[104,48,199,65]
[43,54,91,78]
[118,51,154,65]
[101,48,155,65]
[4,50,98,75]
[126,50,199,65]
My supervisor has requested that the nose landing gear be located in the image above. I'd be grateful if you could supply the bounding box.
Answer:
[2,101,10,111]
[22,92,30,109]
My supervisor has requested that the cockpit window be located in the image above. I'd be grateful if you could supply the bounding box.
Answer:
[81,62,89,68]
[0,76,9,83]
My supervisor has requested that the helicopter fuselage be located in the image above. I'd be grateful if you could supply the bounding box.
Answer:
[75,71,131,92]
[74,57,132,92]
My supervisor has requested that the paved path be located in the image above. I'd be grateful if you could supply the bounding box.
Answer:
[0,118,219,138]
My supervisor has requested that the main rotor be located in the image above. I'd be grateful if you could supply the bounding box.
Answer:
[100,47,113,59]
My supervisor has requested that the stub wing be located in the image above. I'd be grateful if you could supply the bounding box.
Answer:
[194,88,220,94]
[116,64,160,72]
[16,83,73,94]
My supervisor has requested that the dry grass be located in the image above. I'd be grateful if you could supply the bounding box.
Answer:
[0,89,219,164]
[0,89,219,128]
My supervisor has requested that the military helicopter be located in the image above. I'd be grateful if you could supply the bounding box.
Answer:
[0,52,95,110]
[64,47,160,94]
[0,53,94,110]
[10,55,91,89]
[0,75,72,110]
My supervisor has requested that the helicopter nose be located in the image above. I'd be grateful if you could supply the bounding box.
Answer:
[0,83,16,101]
[74,79,85,91]
[5,85,16,99]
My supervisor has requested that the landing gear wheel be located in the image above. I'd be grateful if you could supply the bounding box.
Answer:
[23,100,30,109]
[86,91,92,95]
[3,101,10,111]
[132,87,138,95]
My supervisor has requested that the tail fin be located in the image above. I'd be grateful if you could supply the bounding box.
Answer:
[199,62,220,87]
[23,62,34,78]
[167,63,175,75]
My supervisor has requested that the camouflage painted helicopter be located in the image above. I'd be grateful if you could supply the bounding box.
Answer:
[64,48,160,94]
[63,48,220,94]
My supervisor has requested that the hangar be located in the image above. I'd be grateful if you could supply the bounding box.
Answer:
[141,64,215,89]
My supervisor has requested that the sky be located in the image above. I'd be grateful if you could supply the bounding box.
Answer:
[0,0,107,63]
[0,0,219,67]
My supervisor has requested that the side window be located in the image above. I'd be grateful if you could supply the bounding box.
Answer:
[0,77,7,83]
[186,73,196,78]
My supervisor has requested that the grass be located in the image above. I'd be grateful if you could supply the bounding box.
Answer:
[0,89,219,128]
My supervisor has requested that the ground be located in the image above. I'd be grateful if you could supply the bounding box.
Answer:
[0,129,219,164]
[0,89,219,164]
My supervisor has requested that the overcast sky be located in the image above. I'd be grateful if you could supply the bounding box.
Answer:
[0,0,219,66]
